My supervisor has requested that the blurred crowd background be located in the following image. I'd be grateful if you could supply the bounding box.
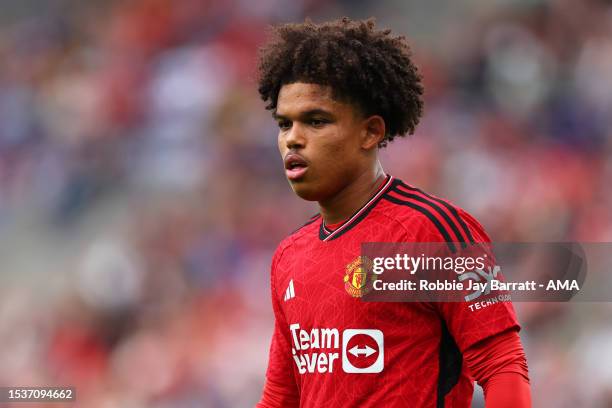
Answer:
[1,0,611,406]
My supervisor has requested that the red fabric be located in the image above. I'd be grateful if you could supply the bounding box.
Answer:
[257,248,300,408]
[257,376,299,408]
[324,219,345,231]
[464,329,531,408]
[258,176,521,407]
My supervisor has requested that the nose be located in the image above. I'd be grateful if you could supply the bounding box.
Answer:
[283,123,306,150]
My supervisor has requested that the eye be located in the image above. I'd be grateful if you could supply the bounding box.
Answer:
[277,120,292,131]
[309,118,328,128]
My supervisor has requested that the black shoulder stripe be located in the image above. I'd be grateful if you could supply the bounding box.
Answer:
[398,182,475,243]
[390,186,467,248]
[383,194,457,253]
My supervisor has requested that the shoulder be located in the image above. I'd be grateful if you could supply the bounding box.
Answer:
[271,213,321,265]
[379,178,490,244]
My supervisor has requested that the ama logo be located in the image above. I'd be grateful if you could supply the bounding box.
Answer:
[290,324,384,374]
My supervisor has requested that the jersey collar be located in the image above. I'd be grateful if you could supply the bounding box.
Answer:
[318,175,394,241]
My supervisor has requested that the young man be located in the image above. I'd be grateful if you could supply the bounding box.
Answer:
[256,18,530,408]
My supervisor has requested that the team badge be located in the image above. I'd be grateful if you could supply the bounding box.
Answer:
[344,256,376,297]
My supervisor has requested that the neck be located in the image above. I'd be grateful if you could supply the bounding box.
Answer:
[319,162,386,225]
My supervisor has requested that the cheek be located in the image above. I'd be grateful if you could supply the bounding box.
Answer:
[313,134,361,179]
[322,126,362,160]
[312,136,347,169]
[277,133,287,155]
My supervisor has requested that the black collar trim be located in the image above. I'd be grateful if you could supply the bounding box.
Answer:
[318,175,394,241]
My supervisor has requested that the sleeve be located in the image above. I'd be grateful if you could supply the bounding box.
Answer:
[464,330,531,408]
[427,207,521,351]
[257,246,300,408]
[434,284,520,352]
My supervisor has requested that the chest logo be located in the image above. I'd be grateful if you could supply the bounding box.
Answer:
[344,256,377,297]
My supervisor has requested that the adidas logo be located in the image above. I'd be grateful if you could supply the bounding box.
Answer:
[283,279,295,301]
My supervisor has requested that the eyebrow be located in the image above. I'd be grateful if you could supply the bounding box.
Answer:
[273,109,333,120]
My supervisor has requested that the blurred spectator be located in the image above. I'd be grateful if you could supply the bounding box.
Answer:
[0,0,611,406]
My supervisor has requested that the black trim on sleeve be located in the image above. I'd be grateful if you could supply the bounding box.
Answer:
[437,320,463,408]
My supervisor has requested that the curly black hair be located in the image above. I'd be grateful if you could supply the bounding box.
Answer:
[257,17,424,147]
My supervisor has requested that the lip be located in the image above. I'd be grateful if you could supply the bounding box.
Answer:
[284,153,309,181]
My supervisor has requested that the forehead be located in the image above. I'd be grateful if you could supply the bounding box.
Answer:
[276,82,346,116]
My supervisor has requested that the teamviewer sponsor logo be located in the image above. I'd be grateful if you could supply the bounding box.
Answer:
[289,324,384,374]
[342,329,384,373]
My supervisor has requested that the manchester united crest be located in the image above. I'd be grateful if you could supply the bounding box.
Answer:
[344,256,377,297]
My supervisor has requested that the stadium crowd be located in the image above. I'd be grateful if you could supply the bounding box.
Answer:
[0,0,611,406]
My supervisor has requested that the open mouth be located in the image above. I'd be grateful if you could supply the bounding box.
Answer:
[284,154,309,180]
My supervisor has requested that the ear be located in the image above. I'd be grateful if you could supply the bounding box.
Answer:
[361,115,386,150]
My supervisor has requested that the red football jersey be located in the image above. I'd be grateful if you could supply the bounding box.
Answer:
[259,175,519,408]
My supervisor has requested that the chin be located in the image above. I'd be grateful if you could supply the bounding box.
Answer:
[289,180,325,202]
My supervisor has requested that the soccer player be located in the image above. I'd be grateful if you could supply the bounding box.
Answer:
[256,18,530,408]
